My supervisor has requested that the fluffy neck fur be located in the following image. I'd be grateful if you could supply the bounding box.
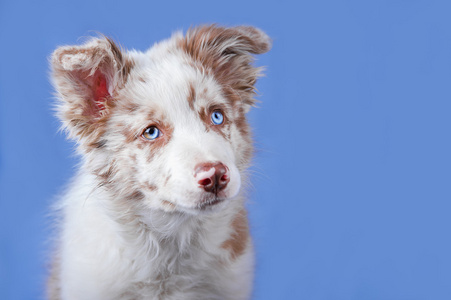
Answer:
[54,165,249,299]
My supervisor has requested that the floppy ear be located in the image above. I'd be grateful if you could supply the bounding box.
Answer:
[51,37,133,147]
[180,25,271,111]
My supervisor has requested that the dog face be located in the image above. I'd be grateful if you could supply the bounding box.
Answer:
[51,25,270,214]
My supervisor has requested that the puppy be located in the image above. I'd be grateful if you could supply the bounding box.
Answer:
[48,25,270,300]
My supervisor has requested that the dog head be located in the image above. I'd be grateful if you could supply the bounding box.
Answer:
[51,25,271,214]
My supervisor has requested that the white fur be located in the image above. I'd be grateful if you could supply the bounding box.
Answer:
[49,25,270,300]
[55,172,252,300]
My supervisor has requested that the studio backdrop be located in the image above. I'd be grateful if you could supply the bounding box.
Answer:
[1,0,451,299]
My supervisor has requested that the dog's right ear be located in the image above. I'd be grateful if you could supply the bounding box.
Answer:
[51,37,133,147]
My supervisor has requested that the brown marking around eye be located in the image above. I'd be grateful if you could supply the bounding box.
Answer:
[118,107,159,144]
[198,108,210,132]
[116,102,175,167]
[198,106,230,140]
[142,124,174,163]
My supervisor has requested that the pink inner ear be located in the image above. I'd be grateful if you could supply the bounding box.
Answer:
[93,70,110,111]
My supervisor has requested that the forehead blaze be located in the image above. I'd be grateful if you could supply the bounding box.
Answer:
[112,99,174,160]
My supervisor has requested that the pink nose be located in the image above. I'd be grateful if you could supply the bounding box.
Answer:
[195,162,230,193]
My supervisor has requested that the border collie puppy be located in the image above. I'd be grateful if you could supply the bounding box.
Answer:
[48,25,271,300]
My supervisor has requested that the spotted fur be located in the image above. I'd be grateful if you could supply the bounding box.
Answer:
[48,25,271,300]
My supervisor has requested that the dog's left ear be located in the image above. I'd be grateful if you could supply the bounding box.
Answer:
[51,37,133,148]
[180,25,271,111]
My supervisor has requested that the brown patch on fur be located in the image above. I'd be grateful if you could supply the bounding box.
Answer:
[187,82,196,110]
[128,190,145,201]
[136,142,145,150]
[163,174,172,186]
[222,209,249,260]
[234,110,251,138]
[97,164,116,183]
[138,76,146,83]
[232,108,254,165]
[65,101,111,152]
[162,200,176,209]
[144,182,157,191]
[178,25,271,108]
[122,127,138,143]
[90,139,107,149]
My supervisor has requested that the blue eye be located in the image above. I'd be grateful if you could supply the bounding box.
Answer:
[211,111,224,125]
[142,126,160,140]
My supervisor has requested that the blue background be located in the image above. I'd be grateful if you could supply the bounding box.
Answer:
[1,0,451,299]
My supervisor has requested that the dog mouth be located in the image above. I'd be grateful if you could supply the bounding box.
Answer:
[196,196,225,210]
[159,193,228,213]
